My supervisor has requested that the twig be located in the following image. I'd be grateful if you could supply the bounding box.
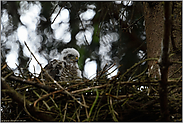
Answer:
[8,75,56,92]
[104,63,116,74]
[15,109,23,121]
[33,90,51,111]
[109,97,118,121]
[76,106,81,122]
[1,77,33,106]
[171,61,182,64]
[71,102,81,121]
[120,58,158,80]
[71,84,108,94]
[41,89,59,109]
[54,81,89,108]
[168,66,182,78]
[4,72,14,80]
[24,42,44,69]
[177,76,182,83]
[2,77,55,121]
[33,89,63,108]
[107,84,118,121]
[1,63,7,70]
[87,89,99,121]
[106,93,133,100]
[63,102,68,122]
[67,79,90,91]
[78,17,90,46]
[131,67,148,80]
[15,63,26,79]
[96,103,108,121]
[50,4,59,21]
[105,64,122,77]
[82,94,89,119]
[51,5,63,24]
[122,15,144,30]
[23,91,40,121]
[51,2,67,24]
[96,63,108,79]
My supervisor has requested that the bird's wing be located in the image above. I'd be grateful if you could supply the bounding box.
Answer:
[40,59,82,83]
[42,59,64,81]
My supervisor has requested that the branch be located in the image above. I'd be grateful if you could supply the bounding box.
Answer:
[158,2,172,121]
[1,77,55,121]
[8,75,56,92]
[120,58,159,80]
[51,5,63,24]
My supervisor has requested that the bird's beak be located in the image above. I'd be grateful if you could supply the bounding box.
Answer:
[75,56,78,62]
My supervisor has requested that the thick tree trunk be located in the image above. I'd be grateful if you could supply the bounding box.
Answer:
[143,2,164,79]
[143,1,182,121]
[169,2,182,78]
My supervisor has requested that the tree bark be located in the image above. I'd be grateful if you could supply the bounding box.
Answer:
[143,1,182,121]
[158,2,171,121]
[143,2,164,79]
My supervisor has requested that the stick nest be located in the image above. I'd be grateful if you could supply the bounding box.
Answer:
[1,59,182,122]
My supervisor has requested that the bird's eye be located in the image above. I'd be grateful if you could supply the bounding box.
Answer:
[68,54,73,58]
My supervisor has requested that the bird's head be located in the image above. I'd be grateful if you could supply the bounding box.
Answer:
[60,48,80,63]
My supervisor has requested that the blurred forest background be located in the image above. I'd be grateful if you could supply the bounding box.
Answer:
[1,1,146,79]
